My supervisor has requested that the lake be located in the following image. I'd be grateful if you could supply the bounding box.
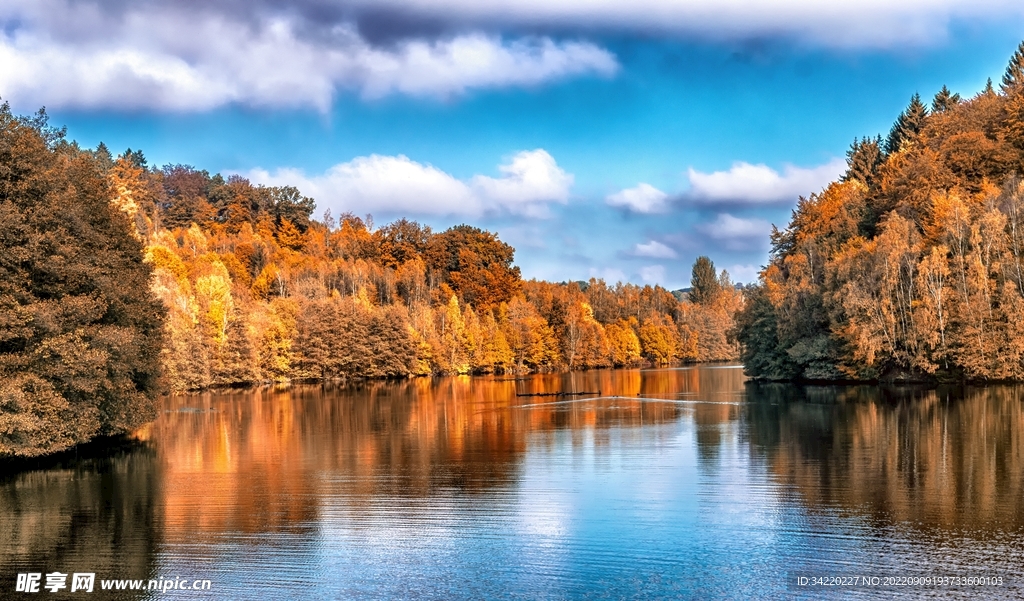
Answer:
[3,365,1023,599]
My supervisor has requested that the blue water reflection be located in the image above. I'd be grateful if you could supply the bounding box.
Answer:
[3,366,1023,599]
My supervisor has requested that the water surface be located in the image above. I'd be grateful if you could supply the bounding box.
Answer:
[3,366,1023,599]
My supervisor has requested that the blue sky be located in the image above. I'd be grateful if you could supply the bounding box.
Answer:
[3,2,1024,288]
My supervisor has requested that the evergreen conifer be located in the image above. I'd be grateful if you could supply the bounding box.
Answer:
[688,256,721,306]
[931,85,961,112]
[842,136,884,187]
[1001,41,1024,94]
[884,93,929,155]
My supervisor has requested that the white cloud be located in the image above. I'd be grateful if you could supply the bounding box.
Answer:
[632,240,678,259]
[639,265,666,284]
[250,155,477,216]
[696,214,773,251]
[606,183,670,214]
[356,35,617,100]
[0,0,1006,115]
[687,158,847,204]
[0,4,617,112]
[471,149,574,217]
[247,149,572,218]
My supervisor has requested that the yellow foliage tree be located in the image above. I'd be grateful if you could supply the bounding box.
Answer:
[638,315,678,364]
[605,320,642,366]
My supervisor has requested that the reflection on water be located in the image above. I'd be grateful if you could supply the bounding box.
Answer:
[745,383,1024,530]
[2,366,1024,599]
[0,441,161,600]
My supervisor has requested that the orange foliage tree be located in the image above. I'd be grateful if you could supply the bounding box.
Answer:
[737,44,1024,382]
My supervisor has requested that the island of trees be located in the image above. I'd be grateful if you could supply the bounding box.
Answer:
[736,43,1024,382]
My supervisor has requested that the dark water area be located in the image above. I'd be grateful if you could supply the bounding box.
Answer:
[2,366,1023,599]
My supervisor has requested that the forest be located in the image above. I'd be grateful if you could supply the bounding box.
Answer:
[0,94,742,459]
[127,161,740,392]
[0,107,165,457]
[736,42,1024,382]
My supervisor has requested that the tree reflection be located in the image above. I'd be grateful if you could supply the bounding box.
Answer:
[0,440,161,586]
[145,369,701,538]
[745,383,1024,531]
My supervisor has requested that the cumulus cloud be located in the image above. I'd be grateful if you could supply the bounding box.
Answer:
[606,183,670,214]
[631,240,678,259]
[696,213,773,251]
[471,150,574,214]
[247,149,572,218]
[687,158,846,205]
[0,2,617,111]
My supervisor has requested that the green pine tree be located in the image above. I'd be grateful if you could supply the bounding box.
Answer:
[931,85,961,112]
[884,93,929,155]
[688,256,721,306]
[733,283,799,380]
[841,136,884,187]
[92,142,114,173]
[1001,41,1024,94]
[120,147,147,169]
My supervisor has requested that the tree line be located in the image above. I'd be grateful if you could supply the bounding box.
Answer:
[126,158,741,390]
[1,96,746,459]
[736,42,1024,382]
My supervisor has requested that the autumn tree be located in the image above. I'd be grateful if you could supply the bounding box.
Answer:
[605,320,642,366]
[266,185,316,232]
[827,212,921,377]
[364,305,416,377]
[159,165,215,230]
[738,45,1024,382]
[479,309,514,372]
[639,315,679,364]
[375,218,432,269]
[209,175,256,233]
[503,296,557,371]
[108,153,157,237]
[0,104,166,457]
[679,275,740,363]
[436,295,470,374]
[425,225,522,311]
[560,297,608,369]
